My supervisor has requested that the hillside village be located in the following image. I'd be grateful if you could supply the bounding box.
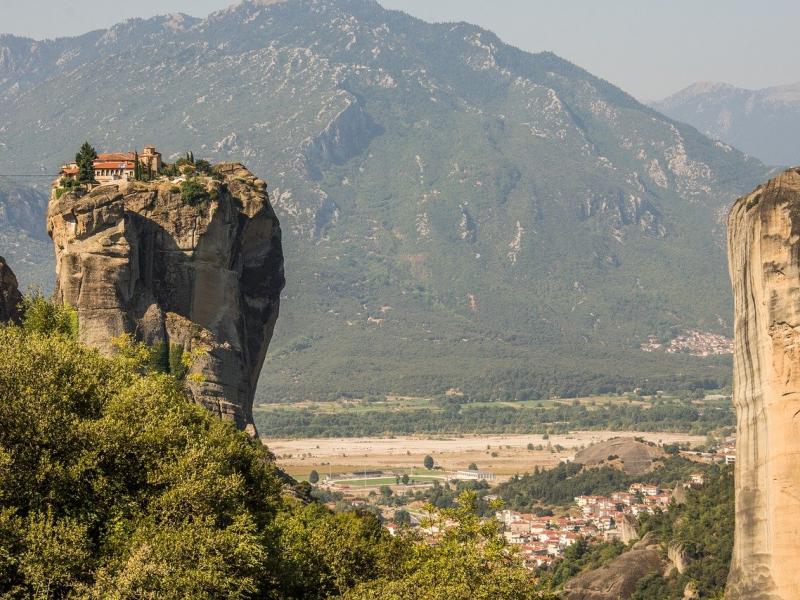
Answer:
[641,330,733,356]
[496,478,682,568]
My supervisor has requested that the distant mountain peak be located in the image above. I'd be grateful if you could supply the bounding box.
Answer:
[667,81,739,100]
[654,79,800,165]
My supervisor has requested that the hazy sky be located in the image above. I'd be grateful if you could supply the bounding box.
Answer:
[2,0,798,100]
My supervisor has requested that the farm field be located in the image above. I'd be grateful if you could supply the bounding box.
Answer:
[255,391,734,438]
[256,393,664,415]
[266,430,707,480]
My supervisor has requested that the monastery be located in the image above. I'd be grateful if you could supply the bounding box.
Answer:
[60,146,162,184]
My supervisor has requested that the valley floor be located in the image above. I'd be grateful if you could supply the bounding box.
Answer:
[265,431,706,480]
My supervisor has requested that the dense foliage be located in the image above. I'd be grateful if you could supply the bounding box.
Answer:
[495,457,709,508]
[0,314,555,599]
[0,324,283,598]
[630,466,733,599]
[256,400,733,438]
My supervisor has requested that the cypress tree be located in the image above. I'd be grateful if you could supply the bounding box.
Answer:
[75,141,98,184]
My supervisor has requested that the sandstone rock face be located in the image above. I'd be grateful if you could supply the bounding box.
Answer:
[726,167,800,600]
[667,542,689,575]
[0,256,22,323]
[47,164,284,435]
[618,513,640,544]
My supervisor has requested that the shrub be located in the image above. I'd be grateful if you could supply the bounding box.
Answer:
[180,178,209,207]
[168,343,189,380]
[21,292,78,338]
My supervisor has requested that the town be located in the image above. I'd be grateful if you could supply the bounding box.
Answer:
[640,329,734,356]
[308,435,737,570]
[495,478,696,568]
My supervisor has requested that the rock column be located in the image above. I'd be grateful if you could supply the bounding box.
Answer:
[726,167,800,600]
[47,164,284,435]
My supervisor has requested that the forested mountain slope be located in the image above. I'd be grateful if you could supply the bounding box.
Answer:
[0,0,772,403]
[0,182,51,290]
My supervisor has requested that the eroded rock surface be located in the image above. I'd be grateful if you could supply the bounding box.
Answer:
[726,167,800,599]
[563,533,665,600]
[0,256,22,323]
[47,164,284,435]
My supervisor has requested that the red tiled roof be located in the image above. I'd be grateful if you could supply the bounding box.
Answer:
[94,161,136,169]
[60,166,79,175]
[97,152,135,162]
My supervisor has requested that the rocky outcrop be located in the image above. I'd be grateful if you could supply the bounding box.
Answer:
[564,533,665,600]
[301,95,383,180]
[0,256,22,323]
[667,542,689,575]
[47,164,284,435]
[617,513,639,544]
[670,482,687,505]
[726,167,800,599]
[573,437,666,475]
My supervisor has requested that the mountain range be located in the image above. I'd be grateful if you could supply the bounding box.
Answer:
[654,81,800,167]
[0,0,773,407]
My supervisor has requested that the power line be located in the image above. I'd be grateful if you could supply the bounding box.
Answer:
[0,174,55,178]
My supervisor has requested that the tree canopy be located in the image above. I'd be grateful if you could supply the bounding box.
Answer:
[0,306,556,599]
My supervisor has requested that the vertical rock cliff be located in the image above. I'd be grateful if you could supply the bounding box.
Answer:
[47,164,284,435]
[727,167,800,599]
[0,256,22,323]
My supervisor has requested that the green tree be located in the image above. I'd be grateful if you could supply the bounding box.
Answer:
[274,503,394,599]
[309,470,320,484]
[20,291,78,337]
[75,141,97,184]
[401,473,410,485]
[468,462,478,471]
[0,324,281,598]
[423,455,434,470]
[344,491,557,600]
